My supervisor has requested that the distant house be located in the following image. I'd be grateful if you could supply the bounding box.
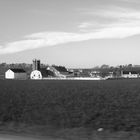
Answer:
[72,69,82,77]
[89,71,103,80]
[104,72,114,79]
[121,71,139,78]
[90,71,101,78]
[5,69,27,80]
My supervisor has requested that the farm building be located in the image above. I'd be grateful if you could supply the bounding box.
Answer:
[30,68,53,79]
[90,71,101,78]
[121,71,139,78]
[32,59,40,71]
[46,66,67,78]
[89,71,102,80]
[30,66,70,79]
[5,69,27,80]
[30,59,74,79]
[30,70,42,79]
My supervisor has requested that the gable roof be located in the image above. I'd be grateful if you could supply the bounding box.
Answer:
[10,68,26,73]
[40,68,48,77]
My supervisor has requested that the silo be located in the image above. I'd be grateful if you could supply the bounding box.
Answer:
[32,59,40,70]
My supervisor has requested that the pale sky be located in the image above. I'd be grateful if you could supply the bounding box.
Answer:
[0,0,140,68]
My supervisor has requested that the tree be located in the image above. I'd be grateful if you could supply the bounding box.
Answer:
[100,64,110,69]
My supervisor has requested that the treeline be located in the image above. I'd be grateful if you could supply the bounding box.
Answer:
[0,63,32,76]
[82,64,140,77]
[1,63,140,77]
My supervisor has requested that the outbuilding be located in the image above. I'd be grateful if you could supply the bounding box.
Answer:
[5,69,27,80]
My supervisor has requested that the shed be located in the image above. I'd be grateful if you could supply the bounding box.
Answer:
[5,69,27,79]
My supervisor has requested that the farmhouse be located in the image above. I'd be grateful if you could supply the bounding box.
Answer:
[5,69,27,80]
[121,71,139,78]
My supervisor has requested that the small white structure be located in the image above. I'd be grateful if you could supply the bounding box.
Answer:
[104,72,114,79]
[5,69,27,80]
[30,70,42,79]
[89,71,102,80]
[90,71,101,78]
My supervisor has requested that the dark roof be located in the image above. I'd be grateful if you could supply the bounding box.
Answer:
[52,66,68,72]
[123,71,138,74]
[10,68,26,73]
[59,72,71,75]
[40,68,48,77]
[123,71,129,74]
[131,71,138,74]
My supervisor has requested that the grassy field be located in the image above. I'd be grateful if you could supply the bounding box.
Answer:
[0,79,140,139]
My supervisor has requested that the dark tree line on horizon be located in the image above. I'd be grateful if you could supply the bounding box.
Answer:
[0,63,140,78]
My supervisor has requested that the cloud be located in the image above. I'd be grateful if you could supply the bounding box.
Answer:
[80,6,140,22]
[78,22,93,29]
[98,7,140,20]
[1,6,140,54]
[120,0,140,3]
[78,6,140,34]
[0,26,139,55]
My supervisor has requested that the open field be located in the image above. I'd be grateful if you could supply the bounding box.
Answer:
[1,79,140,139]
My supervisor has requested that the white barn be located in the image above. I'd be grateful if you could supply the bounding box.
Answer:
[5,69,27,80]
[30,70,42,79]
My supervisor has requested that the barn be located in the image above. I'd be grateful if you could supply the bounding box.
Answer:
[5,69,27,80]
[30,70,42,79]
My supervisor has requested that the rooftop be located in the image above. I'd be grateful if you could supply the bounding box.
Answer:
[10,68,26,73]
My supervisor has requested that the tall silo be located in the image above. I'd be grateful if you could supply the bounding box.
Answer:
[32,59,40,70]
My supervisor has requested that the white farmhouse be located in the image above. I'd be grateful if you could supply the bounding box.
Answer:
[30,70,42,79]
[5,69,27,80]
[121,71,139,78]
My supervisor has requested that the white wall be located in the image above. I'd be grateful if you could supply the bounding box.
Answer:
[30,70,42,79]
[122,73,138,78]
[5,69,27,79]
[5,69,14,79]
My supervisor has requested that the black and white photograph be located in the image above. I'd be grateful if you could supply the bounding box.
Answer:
[0,0,140,139]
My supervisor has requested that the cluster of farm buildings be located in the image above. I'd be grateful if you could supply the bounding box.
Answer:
[4,59,140,80]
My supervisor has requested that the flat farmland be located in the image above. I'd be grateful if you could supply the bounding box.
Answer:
[0,79,140,132]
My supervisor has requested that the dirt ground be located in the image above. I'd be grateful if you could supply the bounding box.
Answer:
[0,130,140,140]
[0,124,140,140]
[0,134,64,140]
